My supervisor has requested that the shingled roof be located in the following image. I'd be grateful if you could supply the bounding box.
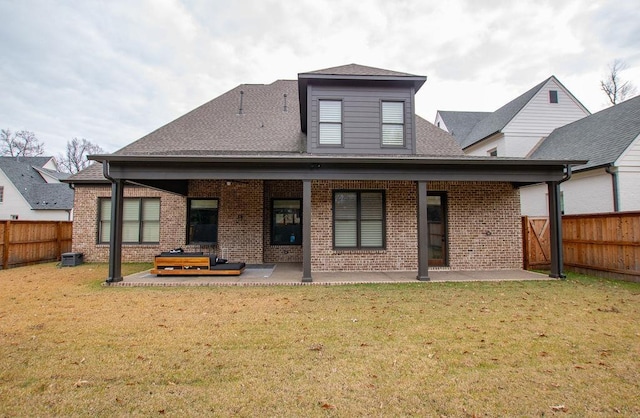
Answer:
[301,63,419,78]
[108,75,456,159]
[437,111,491,144]
[530,95,640,171]
[115,80,304,156]
[0,156,74,210]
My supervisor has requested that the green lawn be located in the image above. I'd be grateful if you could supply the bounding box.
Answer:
[1,263,639,416]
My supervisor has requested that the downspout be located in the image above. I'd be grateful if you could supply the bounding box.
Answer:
[605,165,620,212]
[548,164,572,279]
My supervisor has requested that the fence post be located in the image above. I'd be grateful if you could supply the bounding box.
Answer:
[2,221,10,270]
[56,221,63,261]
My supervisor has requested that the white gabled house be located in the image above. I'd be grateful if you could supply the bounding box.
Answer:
[435,76,590,157]
[522,95,640,215]
[0,156,74,220]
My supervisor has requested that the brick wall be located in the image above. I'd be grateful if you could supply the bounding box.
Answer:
[263,180,303,263]
[72,180,521,270]
[430,181,522,270]
[72,180,264,264]
[71,185,185,262]
[310,180,418,272]
[310,180,521,272]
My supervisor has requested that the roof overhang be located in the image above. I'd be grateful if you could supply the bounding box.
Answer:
[89,153,585,195]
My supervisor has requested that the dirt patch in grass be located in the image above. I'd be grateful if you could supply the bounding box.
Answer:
[1,263,639,416]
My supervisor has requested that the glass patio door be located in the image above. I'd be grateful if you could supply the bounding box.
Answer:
[427,193,447,267]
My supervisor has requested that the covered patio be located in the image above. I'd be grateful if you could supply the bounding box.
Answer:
[107,263,552,286]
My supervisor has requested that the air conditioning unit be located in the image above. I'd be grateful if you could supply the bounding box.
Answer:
[61,252,83,267]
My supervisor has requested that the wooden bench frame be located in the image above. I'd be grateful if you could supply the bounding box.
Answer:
[151,255,246,276]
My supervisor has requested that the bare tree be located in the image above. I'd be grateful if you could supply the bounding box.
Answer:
[1,129,45,157]
[600,59,637,105]
[57,137,104,174]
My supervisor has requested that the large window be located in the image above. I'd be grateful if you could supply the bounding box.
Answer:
[333,191,385,249]
[99,198,160,244]
[381,101,404,146]
[188,199,219,244]
[319,100,342,145]
[271,199,302,245]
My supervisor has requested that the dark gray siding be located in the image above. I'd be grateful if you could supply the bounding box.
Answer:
[307,84,414,154]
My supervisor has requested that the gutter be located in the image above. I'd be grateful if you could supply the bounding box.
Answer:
[559,164,572,184]
[605,165,620,212]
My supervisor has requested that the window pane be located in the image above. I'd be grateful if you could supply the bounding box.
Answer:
[335,193,357,219]
[142,199,160,221]
[189,199,218,243]
[123,221,140,242]
[143,221,160,242]
[382,102,403,123]
[100,200,111,221]
[100,221,111,242]
[360,220,383,247]
[382,125,404,146]
[319,124,342,145]
[190,199,218,209]
[335,220,357,247]
[361,192,383,220]
[272,199,301,245]
[123,200,140,221]
[319,100,341,122]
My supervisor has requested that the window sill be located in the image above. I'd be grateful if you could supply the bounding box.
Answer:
[332,249,386,254]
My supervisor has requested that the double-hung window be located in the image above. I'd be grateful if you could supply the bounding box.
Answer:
[319,100,342,145]
[333,191,385,249]
[188,199,219,244]
[99,198,160,244]
[381,101,404,146]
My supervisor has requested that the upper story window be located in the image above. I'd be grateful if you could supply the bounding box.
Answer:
[381,101,405,146]
[549,90,558,103]
[0,186,3,203]
[319,100,342,145]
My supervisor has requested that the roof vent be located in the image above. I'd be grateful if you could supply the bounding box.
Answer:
[283,94,288,112]
[238,90,244,115]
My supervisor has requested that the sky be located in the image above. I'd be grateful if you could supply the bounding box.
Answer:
[1,0,639,156]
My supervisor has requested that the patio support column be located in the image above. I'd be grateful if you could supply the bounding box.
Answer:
[547,181,565,279]
[302,179,312,282]
[417,181,430,281]
[106,179,125,283]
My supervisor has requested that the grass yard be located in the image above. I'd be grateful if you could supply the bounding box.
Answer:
[0,263,639,417]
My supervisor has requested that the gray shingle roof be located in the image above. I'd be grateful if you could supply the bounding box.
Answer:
[115,80,304,155]
[416,116,464,156]
[459,77,552,149]
[530,95,640,171]
[65,162,107,183]
[437,111,491,146]
[0,156,74,210]
[300,63,419,77]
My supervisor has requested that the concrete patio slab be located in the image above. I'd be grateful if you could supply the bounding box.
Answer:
[107,263,552,287]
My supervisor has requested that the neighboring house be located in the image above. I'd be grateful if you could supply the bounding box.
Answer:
[521,95,640,215]
[435,76,590,157]
[66,64,576,282]
[0,156,74,221]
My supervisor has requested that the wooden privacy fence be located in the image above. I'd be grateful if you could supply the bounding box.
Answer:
[0,220,72,269]
[523,212,640,280]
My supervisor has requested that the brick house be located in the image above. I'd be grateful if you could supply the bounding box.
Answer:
[66,64,577,282]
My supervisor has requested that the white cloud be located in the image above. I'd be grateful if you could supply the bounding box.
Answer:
[0,0,639,155]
